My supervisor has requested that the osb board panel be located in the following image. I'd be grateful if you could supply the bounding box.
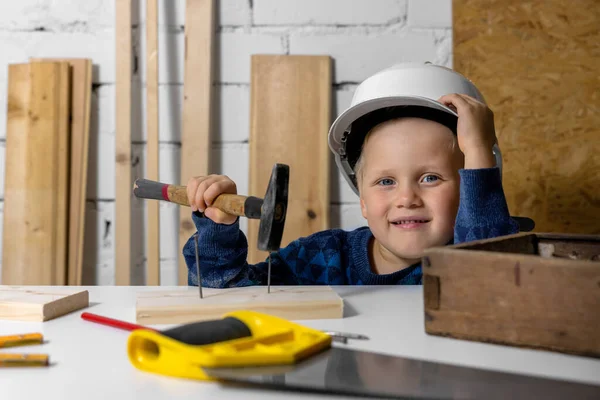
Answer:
[0,287,89,322]
[248,55,331,264]
[453,0,600,234]
[136,286,344,324]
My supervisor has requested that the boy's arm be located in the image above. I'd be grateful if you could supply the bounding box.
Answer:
[182,212,303,287]
[454,167,519,244]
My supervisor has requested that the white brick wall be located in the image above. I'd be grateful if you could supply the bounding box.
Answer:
[408,0,452,28]
[0,0,453,285]
[254,0,406,26]
[290,31,438,82]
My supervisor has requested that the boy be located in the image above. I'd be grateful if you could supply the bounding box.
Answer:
[182,63,524,287]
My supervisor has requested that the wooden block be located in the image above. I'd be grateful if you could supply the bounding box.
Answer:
[248,55,332,264]
[115,0,133,285]
[31,58,93,286]
[146,0,160,285]
[136,286,344,324]
[2,62,70,285]
[423,232,600,358]
[0,287,89,322]
[179,0,215,285]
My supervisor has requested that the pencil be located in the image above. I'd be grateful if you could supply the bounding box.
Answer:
[81,312,156,332]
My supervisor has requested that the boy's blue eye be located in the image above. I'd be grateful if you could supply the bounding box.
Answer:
[422,175,439,183]
[378,178,395,186]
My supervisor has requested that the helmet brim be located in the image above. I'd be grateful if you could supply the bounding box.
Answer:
[328,95,456,156]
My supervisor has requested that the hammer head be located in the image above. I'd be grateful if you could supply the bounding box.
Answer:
[258,163,289,252]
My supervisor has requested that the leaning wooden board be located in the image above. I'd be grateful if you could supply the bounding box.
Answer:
[30,58,93,286]
[247,55,332,264]
[0,286,89,321]
[423,232,600,358]
[136,286,344,324]
[178,0,215,285]
[2,62,70,285]
[146,0,160,285]
[115,0,133,285]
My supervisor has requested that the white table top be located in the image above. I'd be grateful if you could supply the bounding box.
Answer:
[2,285,600,399]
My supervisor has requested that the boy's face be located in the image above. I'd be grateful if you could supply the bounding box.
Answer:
[358,117,464,263]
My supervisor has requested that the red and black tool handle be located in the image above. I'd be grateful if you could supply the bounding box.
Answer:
[132,178,263,219]
[81,312,252,346]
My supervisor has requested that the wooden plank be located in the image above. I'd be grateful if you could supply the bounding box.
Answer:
[453,0,600,234]
[115,0,133,285]
[54,62,71,286]
[1,62,69,285]
[248,55,331,264]
[0,287,89,322]
[179,0,215,285]
[136,286,344,324]
[30,58,93,286]
[423,236,600,358]
[29,59,72,286]
[67,60,92,286]
[146,0,160,285]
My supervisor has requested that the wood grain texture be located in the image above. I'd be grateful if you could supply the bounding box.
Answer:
[136,285,344,324]
[0,287,89,321]
[179,0,215,285]
[54,62,71,286]
[146,0,160,285]
[166,184,189,206]
[30,58,93,286]
[68,60,92,287]
[423,233,600,357]
[2,62,69,285]
[453,0,600,234]
[211,194,249,216]
[115,0,132,285]
[248,55,332,263]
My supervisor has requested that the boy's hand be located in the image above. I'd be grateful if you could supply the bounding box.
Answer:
[438,93,497,169]
[186,175,238,225]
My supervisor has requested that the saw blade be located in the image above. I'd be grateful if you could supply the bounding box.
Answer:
[203,347,600,399]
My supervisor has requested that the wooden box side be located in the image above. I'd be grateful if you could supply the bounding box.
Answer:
[422,247,600,358]
[447,232,539,254]
[448,232,600,261]
[535,233,600,262]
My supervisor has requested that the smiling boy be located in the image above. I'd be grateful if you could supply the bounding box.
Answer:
[181,63,528,287]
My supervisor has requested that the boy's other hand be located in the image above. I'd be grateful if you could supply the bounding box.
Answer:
[438,93,497,169]
[186,175,238,225]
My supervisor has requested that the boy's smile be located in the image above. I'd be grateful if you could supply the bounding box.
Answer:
[357,117,464,274]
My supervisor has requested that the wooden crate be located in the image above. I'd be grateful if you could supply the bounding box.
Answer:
[423,232,600,358]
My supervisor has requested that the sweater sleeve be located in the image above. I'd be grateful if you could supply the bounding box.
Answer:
[182,211,303,288]
[453,167,520,244]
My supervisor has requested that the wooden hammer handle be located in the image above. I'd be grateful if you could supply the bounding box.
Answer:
[133,179,261,218]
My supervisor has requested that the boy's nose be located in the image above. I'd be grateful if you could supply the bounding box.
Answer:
[394,186,422,208]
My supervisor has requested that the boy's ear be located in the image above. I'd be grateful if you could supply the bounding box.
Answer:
[360,196,368,219]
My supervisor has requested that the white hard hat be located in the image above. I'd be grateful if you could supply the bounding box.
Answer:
[328,62,503,196]
[328,62,535,232]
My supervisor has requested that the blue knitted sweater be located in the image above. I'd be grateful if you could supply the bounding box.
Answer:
[182,168,519,287]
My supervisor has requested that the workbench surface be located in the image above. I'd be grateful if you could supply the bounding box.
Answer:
[2,285,599,399]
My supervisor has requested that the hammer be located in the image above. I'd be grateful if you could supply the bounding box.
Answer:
[132,163,289,296]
